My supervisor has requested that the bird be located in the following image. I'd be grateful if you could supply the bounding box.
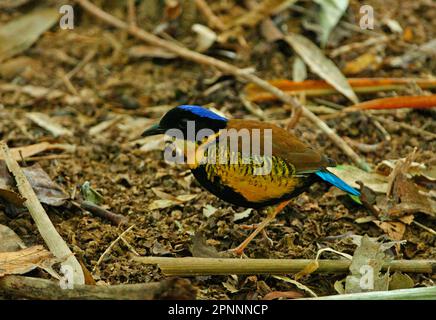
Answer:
[142,105,360,255]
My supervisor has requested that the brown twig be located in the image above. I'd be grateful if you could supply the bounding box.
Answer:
[195,0,226,31]
[374,116,436,140]
[93,224,136,272]
[0,141,85,284]
[0,275,196,300]
[76,0,369,171]
[286,103,303,130]
[127,0,137,27]
[78,200,129,226]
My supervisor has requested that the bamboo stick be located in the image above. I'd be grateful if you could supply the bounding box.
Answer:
[303,286,436,300]
[132,256,436,276]
[0,141,85,285]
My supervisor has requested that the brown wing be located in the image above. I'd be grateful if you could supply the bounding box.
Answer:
[226,119,333,173]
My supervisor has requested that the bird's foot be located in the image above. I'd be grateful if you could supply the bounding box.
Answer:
[227,245,248,257]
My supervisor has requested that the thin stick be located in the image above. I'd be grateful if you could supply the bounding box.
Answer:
[93,224,135,272]
[195,0,226,31]
[79,200,129,226]
[75,0,369,172]
[0,275,195,300]
[413,221,436,236]
[0,141,85,284]
[132,256,436,276]
[375,116,436,140]
[127,0,136,27]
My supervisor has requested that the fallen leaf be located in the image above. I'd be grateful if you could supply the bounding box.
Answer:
[149,188,196,210]
[0,162,25,206]
[128,45,177,59]
[329,165,388,193]
[0,142,74,161]
[203,204,218,218]
[345,235,390,293]
[189,233,221,258]
[23,164,69,206]
[222,275,239,293]
[292,57,307,82]
[0,245,54,277]
[81,181,104,205]
[372,221,406,241]
[0,224,26,252]
[0,8,59,62]
[345,95,436,112]
[231,0,295,28]
[294,260,319,280]
[243,78,436,102]
[0,162,68,206]
[343,52,381,75]
[284,33,359,104]
[314,0,349,46]
[192,24,217,52]
[272,275,318,297]
[234,208,253,222]
[139,137,165,153]
[263,290,303,300]
[389,272,414,290]
[26,112,73,137]
[151,241,172,256]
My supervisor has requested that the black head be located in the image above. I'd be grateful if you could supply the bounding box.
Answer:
[142,105,228,141]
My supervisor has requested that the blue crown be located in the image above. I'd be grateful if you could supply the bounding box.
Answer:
[178,105,228,122]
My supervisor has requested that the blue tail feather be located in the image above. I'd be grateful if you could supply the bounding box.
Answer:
[315,170,360,196]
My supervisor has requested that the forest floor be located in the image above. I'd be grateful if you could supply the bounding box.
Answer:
[0,0,435,299]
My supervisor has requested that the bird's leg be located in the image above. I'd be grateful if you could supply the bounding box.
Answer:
[230,199,292,256]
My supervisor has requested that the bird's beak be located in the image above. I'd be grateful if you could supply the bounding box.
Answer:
[141,123,166,137]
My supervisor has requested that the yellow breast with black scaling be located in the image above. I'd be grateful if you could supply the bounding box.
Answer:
[189,139,305,206]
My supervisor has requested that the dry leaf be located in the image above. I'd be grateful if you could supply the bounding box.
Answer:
[234,208,253,222]
[263,290,303,300]
[203,204,218,218]
[23,163,69,206]
[128,45,177,59]
[149,188,196,210]
[0,8,59,62]
[345,235,390,293]
[0,162,68,207]
[294,260,319,280]
[343,52,381,75]
[189,233,221,258]
[192,24,217,52]
[0,245,54,277]
[0,224,26,252]
[389,272,414,290]
[329,165,388,193]
[0,162,25,206]
[0,142,73,161]
[284,33,359,104]
[314,0,349,46]
[26,112,73,137]
[231,0,294,28]
[372,221,406,241]
[272,275,318,297]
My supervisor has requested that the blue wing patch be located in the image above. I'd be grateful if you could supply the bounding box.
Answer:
[315,170,361,196]
[178,105,228,122]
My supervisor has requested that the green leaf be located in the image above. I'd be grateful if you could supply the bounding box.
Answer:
[284,33,359,104]
[314,0,349,47]
[81,181,104,205]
